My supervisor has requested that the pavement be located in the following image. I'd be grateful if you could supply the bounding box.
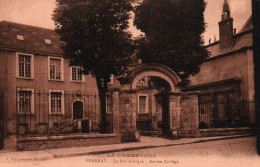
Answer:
[0,134,253,161]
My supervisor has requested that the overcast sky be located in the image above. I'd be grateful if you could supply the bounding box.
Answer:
[0,0,252,44]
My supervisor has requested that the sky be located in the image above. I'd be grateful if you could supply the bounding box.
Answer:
[0,0,252,44]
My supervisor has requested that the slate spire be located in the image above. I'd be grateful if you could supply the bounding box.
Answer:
[222,0,231,20]
[219,0,234,50]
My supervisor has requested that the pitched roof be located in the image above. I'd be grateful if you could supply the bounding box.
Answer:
[239,15,253,33]
[0,20,63,55]
[206,31,253,59]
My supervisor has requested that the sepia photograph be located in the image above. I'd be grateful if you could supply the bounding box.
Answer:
[0,0,259,166]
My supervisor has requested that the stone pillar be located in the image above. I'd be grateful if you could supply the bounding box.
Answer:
[155,92,182,138]
[168,93,182,138]
[178,92,200,137]
[112,90,120,134]
[119,90,139,142]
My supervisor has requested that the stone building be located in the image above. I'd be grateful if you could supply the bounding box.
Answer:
[186,0,254,130]
[187,0,254,101]
[0,20,122,150]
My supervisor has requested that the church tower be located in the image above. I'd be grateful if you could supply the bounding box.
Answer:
[218,0,234,50]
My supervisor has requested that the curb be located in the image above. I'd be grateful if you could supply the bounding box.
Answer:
[11,134,254,161]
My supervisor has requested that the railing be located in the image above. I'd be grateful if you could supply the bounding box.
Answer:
[16,88,113,137]
[136,113,152,131]
[198,93,255,129]
[136,120,152,131]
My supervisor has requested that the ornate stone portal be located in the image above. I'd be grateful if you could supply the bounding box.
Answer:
[113,64,200,141]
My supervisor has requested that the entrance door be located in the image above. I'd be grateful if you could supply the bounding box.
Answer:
[73,101,83,120]
[155,93,170,135]
[161,96,170,132]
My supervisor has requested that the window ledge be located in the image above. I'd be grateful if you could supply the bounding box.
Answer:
[19,113,35,116]
[49,113,65,116]
[16,77,34,80]
[48,79,64,82]
[71,80,85,83]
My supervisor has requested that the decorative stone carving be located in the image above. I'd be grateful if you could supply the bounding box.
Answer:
[132,71,175,91]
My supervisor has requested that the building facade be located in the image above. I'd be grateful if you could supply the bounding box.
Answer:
[0,0,255,150]
[186,1,254,129]
[188,1,254,101]
[0,21,106,138]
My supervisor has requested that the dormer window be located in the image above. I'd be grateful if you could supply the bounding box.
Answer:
[45,39,52,45]
[17,35,24,40]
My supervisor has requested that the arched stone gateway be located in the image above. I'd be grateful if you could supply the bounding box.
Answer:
[117,64,179,135]
[115,63,200,141]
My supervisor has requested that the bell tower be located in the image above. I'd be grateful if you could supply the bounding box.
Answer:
[218,0,234,50]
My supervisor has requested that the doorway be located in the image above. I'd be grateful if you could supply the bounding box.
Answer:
[73,101,83,120]
[155,93,170,135]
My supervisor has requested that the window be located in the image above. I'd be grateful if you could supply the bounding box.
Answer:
[50,59,61,79]
[16,35,24,40]
[44,39,51,45]
[16,52,34,79]
[70,66,85,82]
[49,90,65,115]
[48,57,64,81]
[17,89,34,114]
[138,94,148,114]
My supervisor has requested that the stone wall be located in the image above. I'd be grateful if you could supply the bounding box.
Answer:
[17,134,121,151]
[189,47,254,100]
[178,93,200,137]
[200,127,253,137]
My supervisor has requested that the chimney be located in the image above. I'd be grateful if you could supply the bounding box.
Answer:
[218,0,233,50]
[233,28,237,35]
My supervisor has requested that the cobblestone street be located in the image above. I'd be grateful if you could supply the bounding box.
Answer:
[1,136,259,167]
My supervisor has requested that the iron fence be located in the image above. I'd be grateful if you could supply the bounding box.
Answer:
[136,120,152,131]
[136,114,152,131]
[198,92,255,129]
[16,88,113,137]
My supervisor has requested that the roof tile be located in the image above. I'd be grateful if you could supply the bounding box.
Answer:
[0,21,63,55]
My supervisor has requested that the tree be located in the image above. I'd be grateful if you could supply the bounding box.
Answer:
[134,0,209,87]
[53,0,135,133]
